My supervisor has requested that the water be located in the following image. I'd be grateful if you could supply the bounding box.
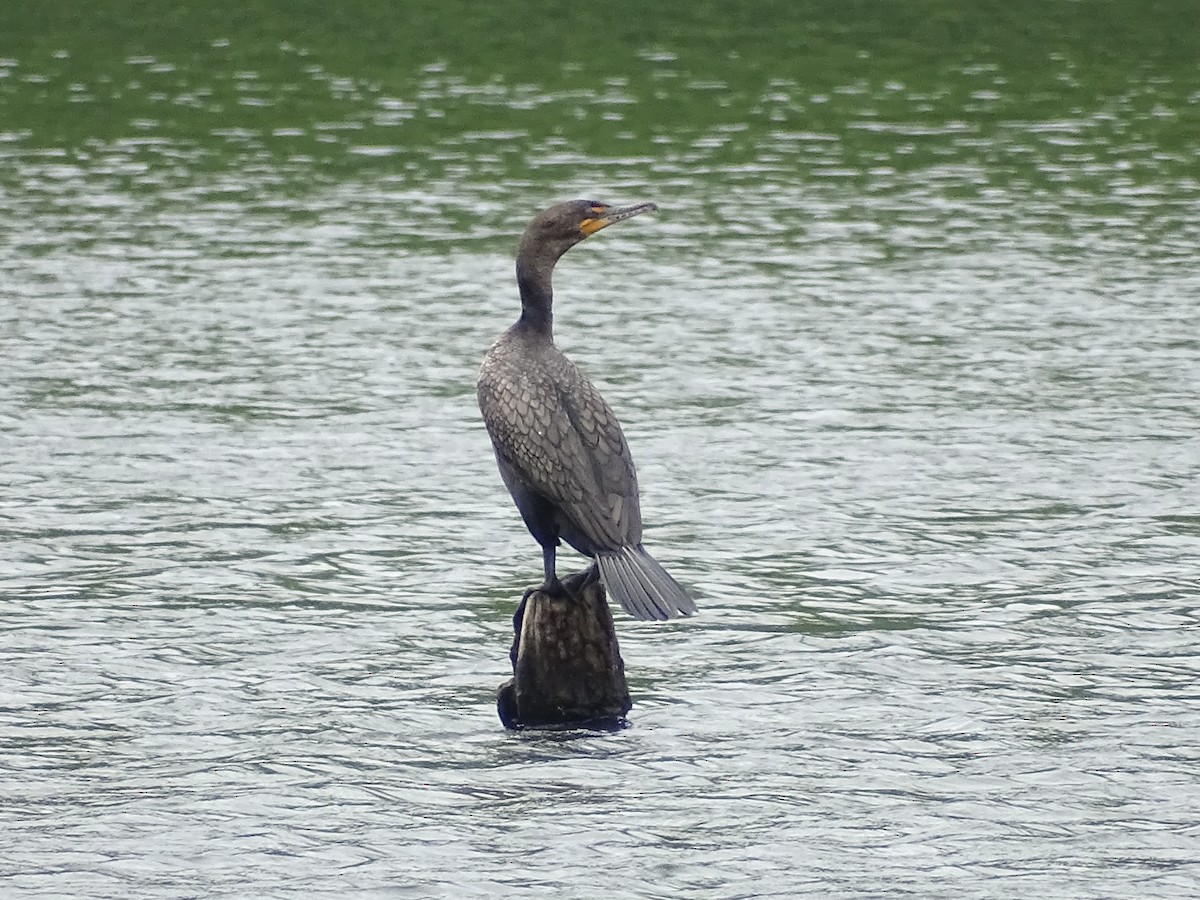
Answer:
[3,3,1199,897]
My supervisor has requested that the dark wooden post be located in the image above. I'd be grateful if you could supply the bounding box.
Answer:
[497,573,631,730]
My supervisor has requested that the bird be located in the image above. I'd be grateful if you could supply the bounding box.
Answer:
[476,199,697,622]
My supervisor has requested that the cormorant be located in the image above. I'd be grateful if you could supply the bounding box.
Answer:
[477,200,697,621]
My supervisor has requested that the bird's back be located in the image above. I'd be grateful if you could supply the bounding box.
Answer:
[477,327,642,551]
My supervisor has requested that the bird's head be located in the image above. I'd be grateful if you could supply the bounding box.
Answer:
[518,199,658,262]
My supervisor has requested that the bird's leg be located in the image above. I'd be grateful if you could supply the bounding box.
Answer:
[539,543,567,597]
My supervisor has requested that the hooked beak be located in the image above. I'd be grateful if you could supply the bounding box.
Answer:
[580,201,658,236]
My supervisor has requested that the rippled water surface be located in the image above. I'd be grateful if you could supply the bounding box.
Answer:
[3,3,1199,897]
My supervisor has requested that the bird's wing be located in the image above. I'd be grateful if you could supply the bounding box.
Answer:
[477,353,642,549]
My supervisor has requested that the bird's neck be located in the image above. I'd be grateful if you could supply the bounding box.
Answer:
[515,255,554,338]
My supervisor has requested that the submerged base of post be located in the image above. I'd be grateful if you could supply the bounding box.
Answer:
[497,572,632,730]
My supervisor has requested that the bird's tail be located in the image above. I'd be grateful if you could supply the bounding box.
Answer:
[595,545,697,621]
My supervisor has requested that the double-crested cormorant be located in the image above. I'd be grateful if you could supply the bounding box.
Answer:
[477,199,697,621]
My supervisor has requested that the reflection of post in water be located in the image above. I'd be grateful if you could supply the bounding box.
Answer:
[497,570,631,731]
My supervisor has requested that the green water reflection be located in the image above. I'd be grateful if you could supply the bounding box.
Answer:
[3,0,1197,193]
